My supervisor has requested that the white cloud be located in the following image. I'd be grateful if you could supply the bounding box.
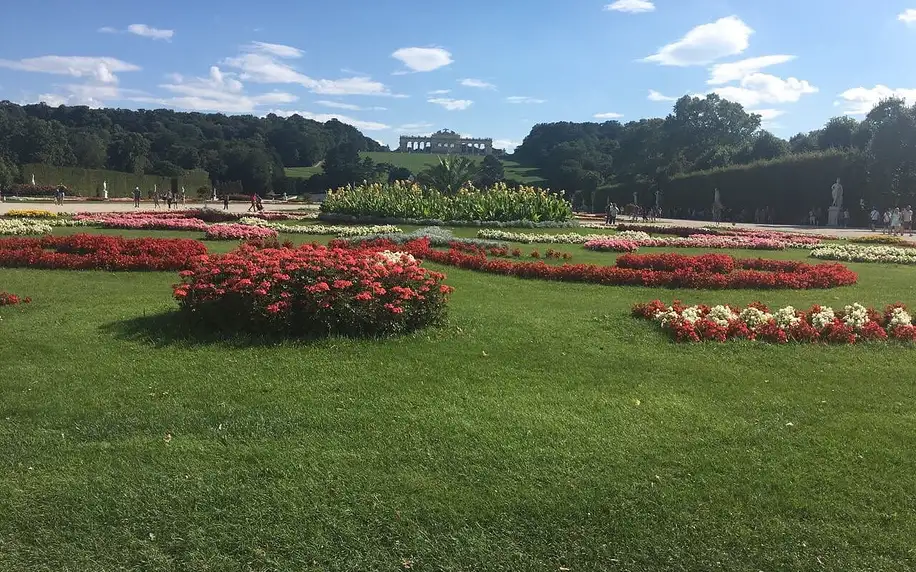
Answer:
[835,85,916,115]
[0,56,140,84]
[428,89,451,95]
[34,83,145,108]
[315,100,386,111]
[644,16,753,66]
[270,109,390,131]
[223,44,397,96]
[395,122,434,134]
[899,9,916,24]
[648,89,678,102]
[247,41,303,58]
[604,0,655,13]
[707,55,796,85]
[428,98,473,110]
[749,108,785,121]
[712,73,817,107]
[460,78,496,90]
[391,47,453,72]
[127,24,174,40]
[594,112,624,119]
[138,65,297,113]
[98,26,117,34]
[493,139,521,152]
[506,96,546,104]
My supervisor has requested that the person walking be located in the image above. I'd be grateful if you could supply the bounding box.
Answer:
[152,191,160,209]
[605,202,614,225]
[166,191,173,210]
[842,208,850,228]
[883,209,892,234]
[870,207,880,232]
[248,193,258,213]
[891,207,903,236]
[223,193,230,211]
[132,186,141,208]
[903,205,913,236]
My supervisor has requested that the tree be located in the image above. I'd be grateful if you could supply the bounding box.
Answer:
[387,166,413,182]
[417,155,478,194]
[474,154,505,187]
[789,132,819,154]
[322,141,376,188]
[750,131,790,161]
[818,116,859,150]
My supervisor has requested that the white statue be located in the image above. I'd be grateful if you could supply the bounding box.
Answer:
[103,180,108,200]
[31,173,35,186]
[654,189,661,209]
[632,191,638,205]
[831,178,844,209]
[713,188,722,208]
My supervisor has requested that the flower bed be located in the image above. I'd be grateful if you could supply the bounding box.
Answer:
[204,224,278,241]
[476,230,595,244]
[319,213,577,229]
[849,235,911,246]
[239,218,402,236]
[3,209,59,218]
[0,219,53,236]
[585,234,808,251]
[338,239,857,290]
[615,223,823,245]
[810,244,916,265]
[173,242,452,337]
[0,234,207,271]
[79,214,211,232]
[633,300,916,343]
[0,292,31,306]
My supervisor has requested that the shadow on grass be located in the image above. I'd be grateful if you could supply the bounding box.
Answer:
[100,310,306,348]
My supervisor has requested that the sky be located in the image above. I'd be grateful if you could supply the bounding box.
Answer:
[1,0,915,153]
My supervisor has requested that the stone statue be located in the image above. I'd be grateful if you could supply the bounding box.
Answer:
[712,188,723,223]
[633,191,638,206]
[655,189,661,209]
[103,180,108,200]
[713,188,722,208]
[31,173,35,186]
[831,178,844,209]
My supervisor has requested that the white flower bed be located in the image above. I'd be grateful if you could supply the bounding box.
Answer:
[810,244,916,265]
[477,230,594,244]
[0,219,52,235]
[240,218,401,236]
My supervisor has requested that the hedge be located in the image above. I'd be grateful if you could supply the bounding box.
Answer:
[592,151,869,224]
[17,164,210,198]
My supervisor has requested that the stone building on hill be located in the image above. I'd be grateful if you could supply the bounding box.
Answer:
[398,129,493,155]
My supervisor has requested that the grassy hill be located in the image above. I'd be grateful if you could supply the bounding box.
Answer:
[285,152,546,186]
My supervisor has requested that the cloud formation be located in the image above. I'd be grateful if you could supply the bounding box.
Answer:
[712,73,817,108]
[835,85,916,115]
[315,100,386,111]
[270,109,390,131]
[391,47,453,72]
[100,24,174,40]
[644,16,752,66]
[604,0,655,13]
[899,9,916,25]
[648,89,677,102]
[506,96,546,104]
[428,98,473,110]
[707,55,796,85]
[594,112,624,119]
[460,78,496,90]
[0,55,140,84]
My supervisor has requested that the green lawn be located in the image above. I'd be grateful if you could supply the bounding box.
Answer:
[2,227,916,570]
[284,152,547,186]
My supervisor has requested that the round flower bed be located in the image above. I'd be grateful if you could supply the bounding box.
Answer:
[337,239,857,290]
[0,292,31,306]
[173,243,452,337]
[633,300,916,343]
[0,234,207,271]
[811,244,916,265]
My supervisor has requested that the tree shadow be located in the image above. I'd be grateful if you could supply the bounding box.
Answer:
[100,310,302,348]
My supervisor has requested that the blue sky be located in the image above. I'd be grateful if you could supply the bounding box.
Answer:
[1,0,915,152]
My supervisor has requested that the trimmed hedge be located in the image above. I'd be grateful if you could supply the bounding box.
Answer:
[592,151,868,224]
[17,164,210,198]
[318,213,579,228]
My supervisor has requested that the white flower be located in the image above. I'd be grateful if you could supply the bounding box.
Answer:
[707,305,737,326]
[654,307,681,327]
[616,231,652,241]
[811,307,836,330]
[774,306,801,329]
[376,250,416,266]
[887,307,912,330]
[842,303,870,331]
[680,306,703,324]
[738,307,773,329]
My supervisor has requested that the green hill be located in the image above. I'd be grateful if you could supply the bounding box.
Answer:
[285,152,546,186]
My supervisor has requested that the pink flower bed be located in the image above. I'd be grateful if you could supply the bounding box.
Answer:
[586,235,795,251]
[79,214,211,232]
[204,224,278,241]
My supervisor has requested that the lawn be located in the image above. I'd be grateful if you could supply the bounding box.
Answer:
[2,227,916,571]
[284,152,547,186]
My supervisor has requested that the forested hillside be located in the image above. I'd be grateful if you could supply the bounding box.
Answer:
[0,101,383,192]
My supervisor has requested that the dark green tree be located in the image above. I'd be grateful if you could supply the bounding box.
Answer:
[474,154,505,187]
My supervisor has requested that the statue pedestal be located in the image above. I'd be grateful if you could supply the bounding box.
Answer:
[828,206,841,227]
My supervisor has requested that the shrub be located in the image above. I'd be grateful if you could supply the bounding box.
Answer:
[173,243,452,337]
[0,234,207,271]
[321,181,573,223]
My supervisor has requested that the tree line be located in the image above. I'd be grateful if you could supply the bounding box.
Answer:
[514,94,916,203]
[0,101,383,193]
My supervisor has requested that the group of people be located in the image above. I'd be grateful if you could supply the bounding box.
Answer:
[133,187,186,209]
[605,203,661,225]
[807,207,852,227]
[54,185,66,205]
[248,193,264,213]
[870,206,914,235]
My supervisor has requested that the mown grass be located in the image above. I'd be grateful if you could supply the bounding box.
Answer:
[284,152,546,186]
[1,228,916,571]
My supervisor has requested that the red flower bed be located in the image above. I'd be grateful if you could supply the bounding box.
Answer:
[0,234,207,271]
[338,239,856,290]
[0,292,31,306]
[633,300,916,344]
[174,243,452,337]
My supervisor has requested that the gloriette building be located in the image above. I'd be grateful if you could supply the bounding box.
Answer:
[398,129,492,155]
